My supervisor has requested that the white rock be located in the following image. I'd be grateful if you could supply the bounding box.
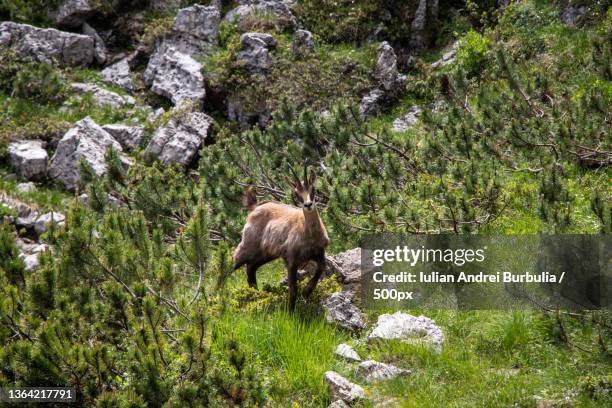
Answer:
[54,0,97,28]
[144,111,213,166]
[335,343,361,362]
[147,107,165,124]
[170,4,220,55]
[102,124,145,151]
[324,371,365,404]
[224,1,297,31]
[236,32,277,74]
[359,88,385,117]
[0,22,95,66]
[82,22,107,64]
[376,41,406,94]
[322,291,366,332]
[329,400,350,408]
[8,140,48,180]
[101,58,134,92]
[49,117,128,190]
[356,360,409,382]
[16,182,37,193]
[392,106,422,132]
[292,29,314,57]
[367,312,445,349]
[144,47,205,106]
[70,83,134,109]
[34,212,65,236]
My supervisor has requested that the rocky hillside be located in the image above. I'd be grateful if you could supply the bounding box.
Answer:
[0,1,610,407]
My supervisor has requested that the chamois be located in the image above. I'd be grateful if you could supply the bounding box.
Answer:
[233,167,329,310]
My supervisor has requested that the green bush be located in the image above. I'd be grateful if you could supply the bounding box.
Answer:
[455,29,491,77]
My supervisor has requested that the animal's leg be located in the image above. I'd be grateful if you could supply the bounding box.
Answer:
[303,254,326,298]
[246,264,258,288]
[287,262,298,311]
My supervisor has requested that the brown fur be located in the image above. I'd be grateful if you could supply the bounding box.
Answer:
[233,177,329,310]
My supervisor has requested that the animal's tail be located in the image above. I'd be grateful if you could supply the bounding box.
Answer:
[242,188,258,212]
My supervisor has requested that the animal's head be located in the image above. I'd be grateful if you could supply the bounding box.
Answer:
[286,166,318,212]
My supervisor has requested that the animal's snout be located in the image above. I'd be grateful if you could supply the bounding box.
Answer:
[304,201,313,209]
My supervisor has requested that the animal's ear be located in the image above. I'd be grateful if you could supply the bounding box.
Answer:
[308,169,317,187]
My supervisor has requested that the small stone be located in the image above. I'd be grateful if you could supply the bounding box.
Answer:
[329,400,350,408]
[70,83,134,109]
[356,360,409,382]
[292,29,314,58]
[101,124,145,151]
[101,58,134,92]
[82,22,107,64]
[8,140,48,180]
[335,343,361,362]
[16,182,37,193]
[324,371,365,404]
[368,312,445,349]
[322,292,366,332]
[34,212,65,236]
[236,32,277,74]
[392,106,422,132]
[359,88,385,117]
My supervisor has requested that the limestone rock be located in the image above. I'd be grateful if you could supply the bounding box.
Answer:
[368,312,444,349]
[359,88,385,117]
[170,4,221,56]
[561,5,587,27]
[144,111,213,166]
[54,0,97,28]
[410,0,439,50]
[322,291,366,332]
[335,343,361,362]
[49,117,128,190]
[324,371,365,404]
[392,106,422,132]
[70,83,135,108]
[224,1,297,32]
[101,58,134,92]
[34,212,66,236]
[16,182,37,193]
[431,44,458,69]
[356,360,409,382]
[102,124,145,151]
[0,21,95,66]
[292,29,314,58]
[8,140,48,180]
[236,32,277,74]
[375,41,406,94]
[329,400,350,408]
[15,238,48,272]
[144,47,205,106]
[82,22,107,64]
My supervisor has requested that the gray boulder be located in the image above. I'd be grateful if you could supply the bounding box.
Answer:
[0,22,95,66]
[101,58,134,92]
[16,182,37,193]
[15,238,48,272]
[392,106,422,132]
[101,124,145,151]
[54,0,97,28]
[82,22,107,64]
[169,4,221,56]
[376,42,406,94]
[70,83,135,108]
[561,5,587,26]
[236,32,277,74]
[359,88,385,117]
[322,291,366,332]
[329,400,350,408]
[144,111,213,166]
[367,312,445,349]
[8,140,48,180]
[144,47,206,106]
[335,343,361,362]
[292,29,314,58]
[34,212,66,236]
[431,43,458,69]
[324,371,366,404]
[49,117,128,190]
[356,360,409,382]
[224,1,297,31]
[410,0,439,49]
